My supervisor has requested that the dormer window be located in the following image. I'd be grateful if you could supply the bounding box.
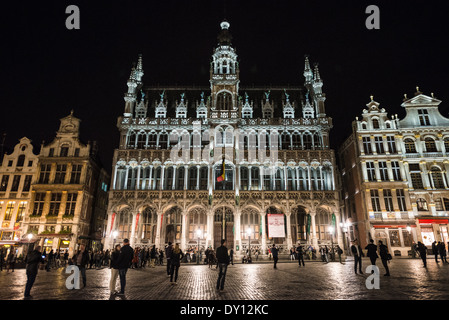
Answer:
[418,109,430,126]
[372,118,380,129]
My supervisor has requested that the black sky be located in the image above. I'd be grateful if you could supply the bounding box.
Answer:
[1,0,449,174]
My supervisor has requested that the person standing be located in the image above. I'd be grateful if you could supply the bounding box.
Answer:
[438,241,447,263]
[336,245,344,264]
[73,244,89,288]
[6,250,16,272]
[432,241,439,263]
[45,249,54,272]
[350,240,364,274]
[216,239,230,291]
[109,244,121,295]
[296,244,305,267]
[378,240,390,276]
[229,248,234,265]
[365,239,378,267]
[165,242,173,277]
[24,246,44,298]
[417,241,428,268]
[271,244,279,269]
[150,245,157,268]
[169,243,184,285]
[116,239,134,295]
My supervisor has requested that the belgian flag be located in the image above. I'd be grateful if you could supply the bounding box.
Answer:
[216,156,226,182]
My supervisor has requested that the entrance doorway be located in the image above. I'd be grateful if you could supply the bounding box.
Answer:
[214,207,234,249]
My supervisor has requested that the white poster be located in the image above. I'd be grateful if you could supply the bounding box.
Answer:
[267,214,285,238]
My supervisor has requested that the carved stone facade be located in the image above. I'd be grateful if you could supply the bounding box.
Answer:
[106,21,343,256]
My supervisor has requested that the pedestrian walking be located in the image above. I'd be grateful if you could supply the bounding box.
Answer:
[350,240,364,274]
[378,240,390,276]
[296,244,305,267]
[229,248,234,265]
[116,239,134,295]
[150,245,157,268]
[336,245,344,264]
[45,249,54,271]
[6,250,16,272]
[432,241,439,263]
[365,239,378,266]
[165,242,173,277]
[438,241,447,263]
[169,243,184,285]
[411,242,417,259]
[417,241,427,268]
[216,239,230,291]
[73,244,89,288]
[24,245,44,298]
[109,244,121,295]
[271,244,279,269]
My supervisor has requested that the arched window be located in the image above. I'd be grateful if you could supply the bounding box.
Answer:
[128,131,137,148]
[199,167,208,190]
[292,133,301,150]
[165,206,183,243]
[215,127,224,145]
[158,133,168,149]
[315,209,331,241]
[241,208,260,241]
[118,208,133,240]
[148,133,157,149]
[291,207,307,242]
[153,167,162,190]
[425,137,437,152]
[287,167,296,191]
[216,92,232,111]
[240,167,249,191]
[430,167,445,189]
[404,139,416,153]
[165,167,174,190]
[17,155,25,167]
[188,167,198,190]
[281,133,290,150]
[176,167,185,190]
[140,207,157,243]
[303,133,312,150]
[137,132,146,149]
[250,167,259,190]
[274,168,283,191]
[372,118,380,129]
[313,132,321,149]
[188,208,207,241]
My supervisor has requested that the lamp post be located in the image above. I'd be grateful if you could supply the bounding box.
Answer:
[329,225,335,262]
[196,229,202,265]
[246,227,252,262]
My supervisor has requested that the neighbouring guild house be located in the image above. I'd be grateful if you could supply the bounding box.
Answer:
[339,88,449,256]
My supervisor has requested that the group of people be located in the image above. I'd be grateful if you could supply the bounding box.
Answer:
[0,249,18,272]
[412,241,448,267]
[130,245,164,269]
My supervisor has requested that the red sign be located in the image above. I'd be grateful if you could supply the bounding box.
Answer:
[419,219,448,225]
[110,212,116,233]
[135,212,140,231]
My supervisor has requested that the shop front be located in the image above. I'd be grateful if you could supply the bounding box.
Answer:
[372,224,417,257]
[417,218,449,251]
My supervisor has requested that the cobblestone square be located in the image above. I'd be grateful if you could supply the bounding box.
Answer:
[1,257,448,301]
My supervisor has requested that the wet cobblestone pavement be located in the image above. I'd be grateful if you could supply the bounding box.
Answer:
[1,257,449,300]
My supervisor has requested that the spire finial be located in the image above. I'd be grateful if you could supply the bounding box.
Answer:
[370,95,374,101]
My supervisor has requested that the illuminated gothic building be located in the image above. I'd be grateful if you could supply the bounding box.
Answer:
[339,89,449,256]
[106,21,343,255]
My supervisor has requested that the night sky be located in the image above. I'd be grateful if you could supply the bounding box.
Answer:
[1,0,449,174]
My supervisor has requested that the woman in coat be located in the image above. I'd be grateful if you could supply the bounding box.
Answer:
[169,244,184,285]
[109,244,121,295]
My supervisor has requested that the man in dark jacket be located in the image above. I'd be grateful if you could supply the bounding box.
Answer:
[271,244,279,269]
[351,240,364,274]
[165,242,173,276]
[116,239,134,295]
[365,239,378,266]
[73,244,89,287]
[296,244,305,267]
[432,241,439,263]
[216,239,230,291]
[417,241,427,267]
[378,240,390,276]
[24,246,44,298]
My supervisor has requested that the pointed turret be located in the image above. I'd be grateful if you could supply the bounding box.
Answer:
[123,54,144,117]
[304,55,313,84]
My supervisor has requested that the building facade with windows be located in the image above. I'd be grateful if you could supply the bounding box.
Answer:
[22,112,110,255]
[339,89,449,256]
[106,21,343,256]
[0,137,39,254]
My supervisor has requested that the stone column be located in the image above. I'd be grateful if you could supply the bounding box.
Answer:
[130,211,137,247]
[261,212,267,254]
[286,212,292,248]
[155,211,163,248]
[311,211,319,249]
[181,211,188,251]
[234,210,241,254]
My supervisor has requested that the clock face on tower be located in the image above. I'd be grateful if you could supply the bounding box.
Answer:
[62,124,76,132]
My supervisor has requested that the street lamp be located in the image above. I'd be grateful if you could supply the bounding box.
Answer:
[196,229,202,265]
[246,227,252,262]
[328,226,335,262]
[406,225,411,233]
